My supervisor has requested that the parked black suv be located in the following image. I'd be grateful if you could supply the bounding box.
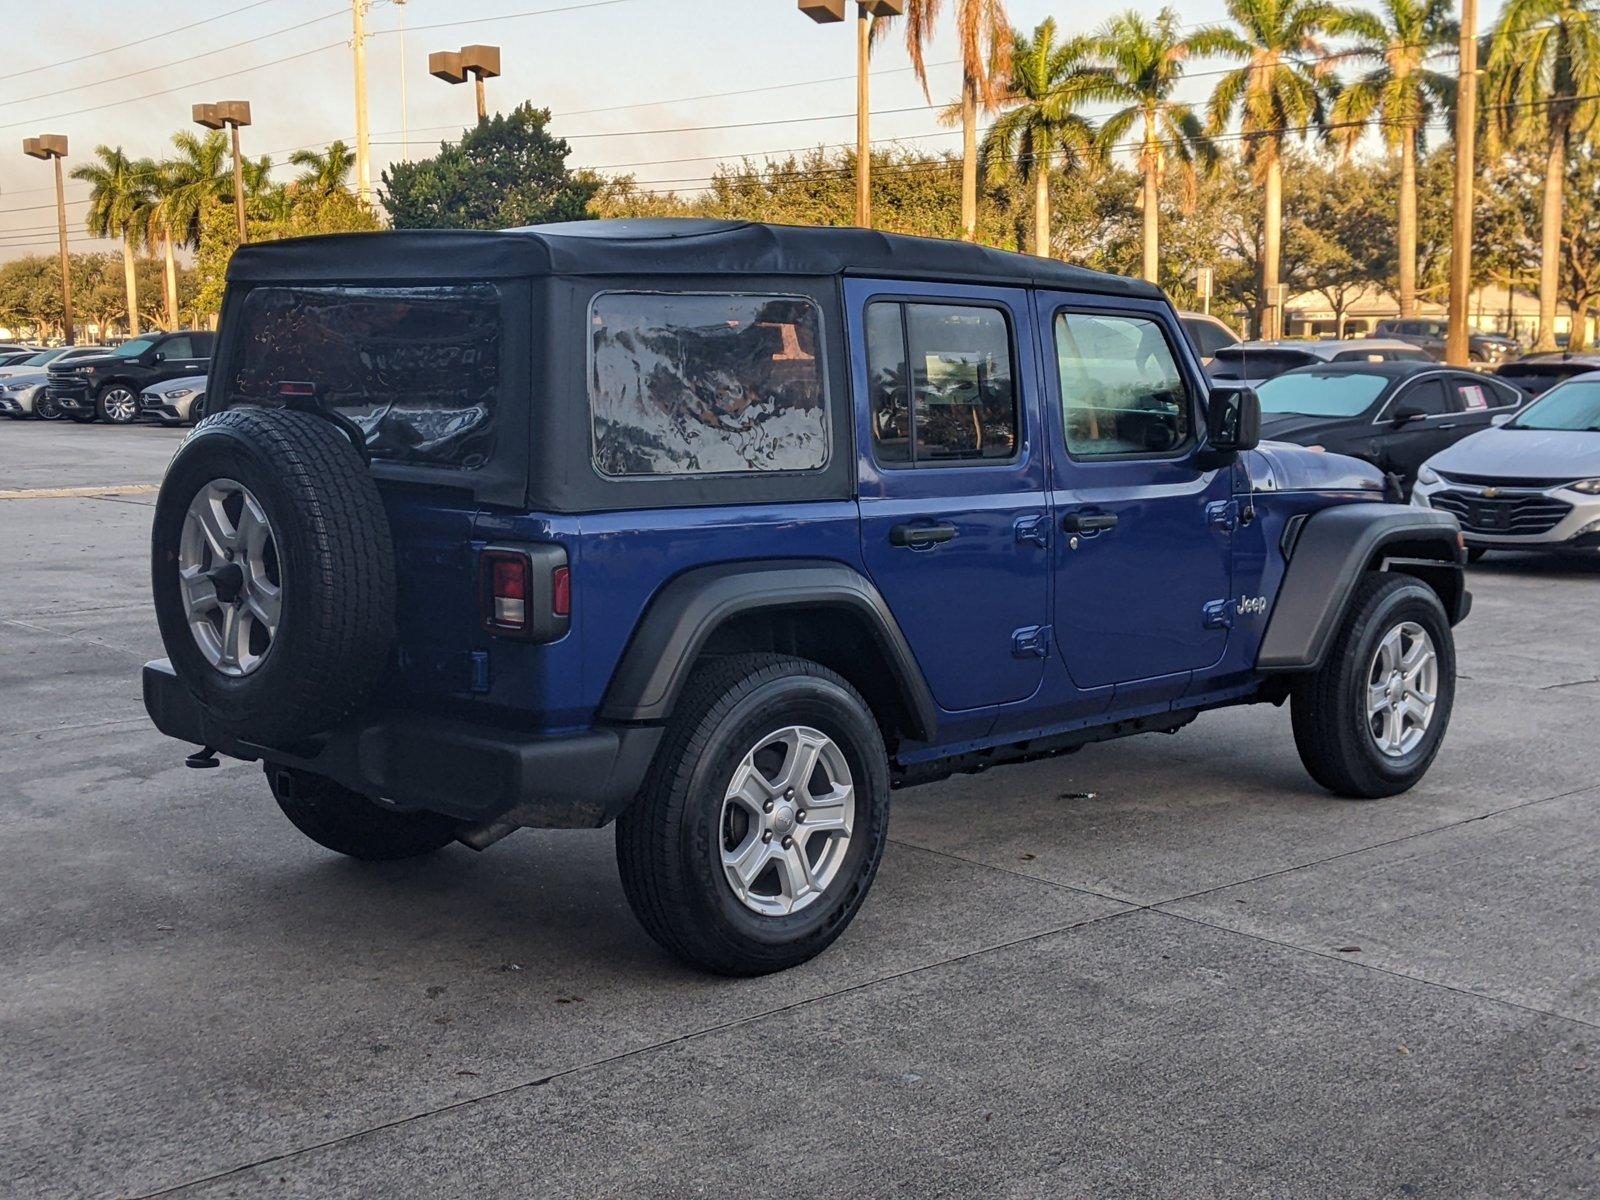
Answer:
[47,330,214,423]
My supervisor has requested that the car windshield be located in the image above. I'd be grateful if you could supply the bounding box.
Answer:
[1210,348,1317,381]
[1256,370,1390,416]
[20,348,66,367]
[110,336,157,359]
[1508,380,1600,431]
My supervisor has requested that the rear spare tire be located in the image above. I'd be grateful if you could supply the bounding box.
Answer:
[152,406,395,745]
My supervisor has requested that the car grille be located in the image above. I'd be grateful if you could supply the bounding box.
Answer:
[46,375,89,400]
[139,391,162,410]
[1437,470,1577,489]
[1430,489,1572,536]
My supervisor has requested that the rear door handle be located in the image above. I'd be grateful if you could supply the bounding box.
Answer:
[889,522,957,548]
[1061,513,1119,533]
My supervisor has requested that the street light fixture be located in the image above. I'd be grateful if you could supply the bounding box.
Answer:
[23,134,73,345]
[799,0,904,230]
[193,100,253,244]
[429,44,501,123]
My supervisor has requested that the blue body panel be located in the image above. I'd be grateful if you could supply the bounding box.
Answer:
[373,284,1386,767]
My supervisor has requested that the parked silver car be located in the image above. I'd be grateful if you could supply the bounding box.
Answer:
[1412,371,1600,557]
[138,374,208,426]
[0,372,56,419]
[1210,338,1432,388]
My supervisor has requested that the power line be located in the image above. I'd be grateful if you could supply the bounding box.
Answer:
[6,0,282,81]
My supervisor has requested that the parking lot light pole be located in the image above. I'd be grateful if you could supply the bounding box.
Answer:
[23,135,73,345]
[193,102,253,243]
[429,45,501,123]
[1445,0,1479,366]
[352,0,374,208]
[799,0,904,230]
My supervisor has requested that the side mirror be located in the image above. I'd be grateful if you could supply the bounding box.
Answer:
[1391,405,1425,425]
[1203,384,1261,459]
[151,351,166,363]
[1491,411,1514,427]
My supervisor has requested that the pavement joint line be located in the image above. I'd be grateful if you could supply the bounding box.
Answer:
[126,905,1144,1199]
[0,714,150,745]
[0,615,148,660]
[0,483,159,500]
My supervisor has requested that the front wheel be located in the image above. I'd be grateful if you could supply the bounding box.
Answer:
[616,654,891,976]
[1291,572,1456,798]
[98,384,140,424]
[34,394,63,421]
[267,765,463,860]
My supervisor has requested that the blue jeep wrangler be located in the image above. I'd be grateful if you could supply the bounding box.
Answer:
[144,220,1468,975]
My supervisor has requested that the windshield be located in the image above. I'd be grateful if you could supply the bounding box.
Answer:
[21,348,66,367]
[110,336,157,360]
[1210,348,1316,381]
[1509,379,1600,431]
[1256,370,1390,417]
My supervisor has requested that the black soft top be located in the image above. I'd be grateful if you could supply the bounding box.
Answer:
[226,218,1162,298]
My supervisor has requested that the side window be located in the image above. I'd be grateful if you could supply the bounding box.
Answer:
[1055,311,1191,458]
[192,332,215,357]
[865,301,1018,466]
[1396,378,1454,416]
[590,292,828,478]
[162,336,194,359]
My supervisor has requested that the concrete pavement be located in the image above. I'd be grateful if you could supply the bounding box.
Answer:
[2,422,1598,1198]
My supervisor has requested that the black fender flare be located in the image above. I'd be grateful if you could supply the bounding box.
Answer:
[1257,503,1467,672]
[600,559,939,740]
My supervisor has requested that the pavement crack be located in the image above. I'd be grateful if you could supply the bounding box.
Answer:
[0,615,148,660]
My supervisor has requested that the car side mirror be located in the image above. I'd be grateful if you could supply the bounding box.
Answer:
[151,351,166,363]
[1491,411,1514,427]
[1391,405,1425,425]
[1202,384,1261,461]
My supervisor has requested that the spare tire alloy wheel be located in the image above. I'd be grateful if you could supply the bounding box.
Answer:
[179,479,282,676]
[720,725,855,916]
[99,384,138,423]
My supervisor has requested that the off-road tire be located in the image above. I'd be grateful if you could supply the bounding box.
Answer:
[97,383,139,424]
[616,653,891,976]
[152,406,395,745]
[267,765,461,860]
[1291,572,1455,799]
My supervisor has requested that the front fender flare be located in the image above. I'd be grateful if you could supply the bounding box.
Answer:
[600,559,939,740]
[1258,503,1466,672]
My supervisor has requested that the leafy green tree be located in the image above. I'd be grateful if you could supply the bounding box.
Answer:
[980,18,1106,257]
[290,141,356,196]
[1486,0,1600,348]
[381,103,598,230]
[70,145,155,337]
[1289,155,1399,333]
[1194,0,1341,336]
[1093,8,1216,283]
[1329,0,1457,317]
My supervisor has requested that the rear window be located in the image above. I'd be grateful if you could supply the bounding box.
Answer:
[1210,348,1316,380]
[589,292,828,478]
[229,284,502,469]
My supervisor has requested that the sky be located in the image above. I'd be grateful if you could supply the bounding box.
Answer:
[0,0,1479,263]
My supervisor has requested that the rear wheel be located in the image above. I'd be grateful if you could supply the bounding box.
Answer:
[97,384,139,424]
[267,765,462,860]
[1291,573,1455,798]
[616,653,891,976]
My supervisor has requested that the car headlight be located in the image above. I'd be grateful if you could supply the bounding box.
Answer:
[165,388,193,400]
[1570,478,1600,495]
[1417,465,1440,486]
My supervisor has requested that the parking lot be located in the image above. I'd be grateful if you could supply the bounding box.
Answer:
[3,419,1599,1198]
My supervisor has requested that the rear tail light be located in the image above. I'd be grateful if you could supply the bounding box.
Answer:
[479,545,570,641]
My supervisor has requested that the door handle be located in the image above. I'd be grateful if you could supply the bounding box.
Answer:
[1061,512,1119,534]
[889,522,957,549]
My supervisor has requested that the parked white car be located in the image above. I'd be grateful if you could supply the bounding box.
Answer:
[1210,338,1432,389]
[0,345,104,381]
[1412,372,1600,558]
[138,374,208,426]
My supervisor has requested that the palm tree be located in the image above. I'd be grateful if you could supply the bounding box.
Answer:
[149,131,232,329]
[887,0,1013,241]
[1328,0,1456,317]
[1486,0,1600,350]
[290,140,356,196]
[70,145,154,337]
[979,19,1106,257]
[1094,8,1217,284]
[1195,0,1341,336]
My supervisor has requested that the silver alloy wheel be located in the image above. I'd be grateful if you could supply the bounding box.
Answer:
[101,386,137,422]
[1366,621,1438,758]
[177,479,283,677]
[719,725,855,917]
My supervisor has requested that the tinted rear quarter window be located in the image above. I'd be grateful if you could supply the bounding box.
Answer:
[230,284,501,469]
[589,292,829,478]
[1211,349,1316,380]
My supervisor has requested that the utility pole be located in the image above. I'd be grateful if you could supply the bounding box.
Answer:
[396,0,410,161]
[193,102,253,243]
[24,136,72,345]
[799,1,903,231]
[1445,0,1478,366]
[352,0,373,207]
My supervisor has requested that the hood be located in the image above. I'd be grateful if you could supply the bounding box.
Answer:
[0,364,43,378]
[1259,413,1349,443]
[1244,442,1387,494]
[148,374,207,395]
[1429,426,1600,482]
[0,371,48,388]
[48,353,119,373]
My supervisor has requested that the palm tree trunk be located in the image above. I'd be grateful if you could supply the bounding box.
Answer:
[1398,133,1418,318]
[961,76,978,242]
[1033,159,1050,258]
[1261,154,1283,339]
[121,236,141,338]
[1142,161,1160,284]
[1533,128,1567,352]
[162,235,178,331]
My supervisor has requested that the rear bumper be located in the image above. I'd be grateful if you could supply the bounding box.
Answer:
[142,659,662,828]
